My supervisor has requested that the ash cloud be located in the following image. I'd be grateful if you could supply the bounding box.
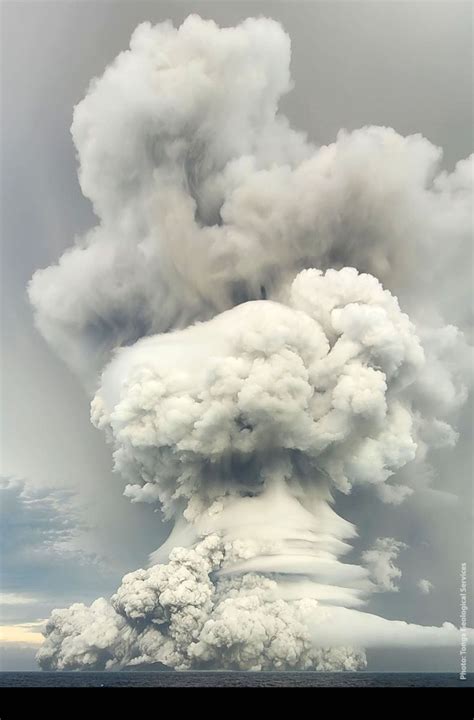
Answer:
[362,538,407,593]
[38,535,366,671]
[29,15,473,671]
[417,579,434,595]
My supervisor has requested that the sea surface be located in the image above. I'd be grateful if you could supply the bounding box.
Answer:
[0,672,472,687]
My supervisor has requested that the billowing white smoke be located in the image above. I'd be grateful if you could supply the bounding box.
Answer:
[362,538,407,593]
[28,15,472,381]
[30,15,472,671]
[37,535,366,671]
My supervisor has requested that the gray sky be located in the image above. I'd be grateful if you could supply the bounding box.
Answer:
[1,0,472,671]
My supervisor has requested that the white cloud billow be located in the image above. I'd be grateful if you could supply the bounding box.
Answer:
[29,15,473,671]
[417,579,434,595]
[362,538,407,593]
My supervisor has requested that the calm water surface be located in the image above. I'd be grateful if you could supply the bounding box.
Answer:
[0,672,472,687]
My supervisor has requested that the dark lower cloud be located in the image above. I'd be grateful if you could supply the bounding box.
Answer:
[0,644,39,672]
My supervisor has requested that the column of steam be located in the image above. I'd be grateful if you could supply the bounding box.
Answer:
[29,16,473,671]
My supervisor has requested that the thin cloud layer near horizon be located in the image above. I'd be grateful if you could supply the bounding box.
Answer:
[1,1,472,673]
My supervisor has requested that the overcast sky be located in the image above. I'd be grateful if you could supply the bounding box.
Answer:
[1,0,472,671]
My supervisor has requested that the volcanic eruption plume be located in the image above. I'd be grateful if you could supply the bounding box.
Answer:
[29,15,473,671]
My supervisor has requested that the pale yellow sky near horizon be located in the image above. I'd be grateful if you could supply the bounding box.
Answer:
[0,623,45,646]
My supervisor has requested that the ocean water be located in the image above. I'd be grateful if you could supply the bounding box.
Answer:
[0,672,472,687]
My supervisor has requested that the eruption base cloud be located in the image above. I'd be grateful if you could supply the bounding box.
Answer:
[38,535,470,672]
